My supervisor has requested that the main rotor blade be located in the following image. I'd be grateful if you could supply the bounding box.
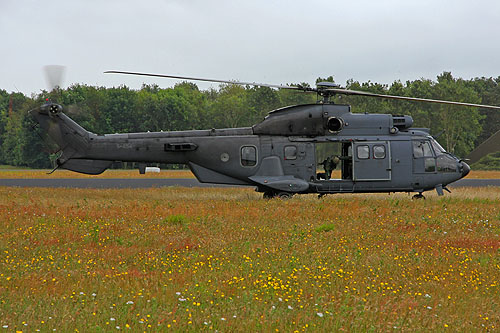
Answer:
[325,88,500,110]
[104,70,310,91]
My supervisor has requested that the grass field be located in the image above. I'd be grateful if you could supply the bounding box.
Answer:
[0,187,499,331]
[0,169,499,179]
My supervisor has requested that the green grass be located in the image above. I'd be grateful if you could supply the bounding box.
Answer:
[315,223,335,233]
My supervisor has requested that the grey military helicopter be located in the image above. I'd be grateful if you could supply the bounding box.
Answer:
[31,69,500,199]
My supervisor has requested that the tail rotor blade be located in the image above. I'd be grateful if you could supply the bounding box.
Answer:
[44,65,66,91]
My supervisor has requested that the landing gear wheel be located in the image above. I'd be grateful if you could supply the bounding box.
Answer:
[412,193,426,200]
[263,191,275,199]
[277,192,293,199]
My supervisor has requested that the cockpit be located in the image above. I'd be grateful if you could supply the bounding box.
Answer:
[412,137,469,177]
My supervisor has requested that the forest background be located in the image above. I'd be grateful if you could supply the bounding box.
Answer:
[1,72,499,169]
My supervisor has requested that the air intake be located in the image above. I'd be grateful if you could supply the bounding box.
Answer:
[392,115,413,130]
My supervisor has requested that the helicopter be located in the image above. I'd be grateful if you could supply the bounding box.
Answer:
[30,70,500,199]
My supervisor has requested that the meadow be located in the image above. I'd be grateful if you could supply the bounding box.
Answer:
[0,186,499,331]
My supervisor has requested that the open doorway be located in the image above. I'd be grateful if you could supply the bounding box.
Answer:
[315,142,352,180]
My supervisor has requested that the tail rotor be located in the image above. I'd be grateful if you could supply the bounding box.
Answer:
[44,65,66,91]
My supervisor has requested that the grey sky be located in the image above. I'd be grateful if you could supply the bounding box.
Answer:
[1,0,499,95]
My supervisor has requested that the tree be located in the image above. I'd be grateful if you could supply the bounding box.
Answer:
[466,77,500,146]
[0,71,495,168]
[246,86,281,122]
[207,84,254,128]
[2,96,51,168]
[432,72,482,156]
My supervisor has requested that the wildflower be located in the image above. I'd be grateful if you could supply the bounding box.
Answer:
[126,301,134,305]
[317,312,324,318]
[288,305,293,310]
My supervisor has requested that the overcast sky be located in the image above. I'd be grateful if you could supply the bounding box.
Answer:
[1,0,500,95]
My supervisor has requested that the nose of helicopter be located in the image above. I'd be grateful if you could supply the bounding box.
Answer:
[460,161,470,178]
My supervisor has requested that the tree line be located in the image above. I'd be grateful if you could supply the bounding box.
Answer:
[0,72,499,169]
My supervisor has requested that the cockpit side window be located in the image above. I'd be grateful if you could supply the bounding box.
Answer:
[413,141,433,158]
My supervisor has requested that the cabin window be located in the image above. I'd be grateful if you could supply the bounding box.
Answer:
[241,146,257,166]
[413,141,433,158]
[284,145,297,160]
[357,145,370,159]
[373,145,386,159]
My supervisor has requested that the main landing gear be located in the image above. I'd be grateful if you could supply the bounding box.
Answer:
[263,191,294,199]
[412,192,426,200]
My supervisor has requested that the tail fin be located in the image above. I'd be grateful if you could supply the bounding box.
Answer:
[31,103,112,175]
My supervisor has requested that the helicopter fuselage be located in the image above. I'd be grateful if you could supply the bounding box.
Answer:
[32,102,469,198]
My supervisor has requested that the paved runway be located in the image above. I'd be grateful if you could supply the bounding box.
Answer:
[0,178,498,189]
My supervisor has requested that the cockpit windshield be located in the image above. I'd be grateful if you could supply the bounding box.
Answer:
[429,137,446,155]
